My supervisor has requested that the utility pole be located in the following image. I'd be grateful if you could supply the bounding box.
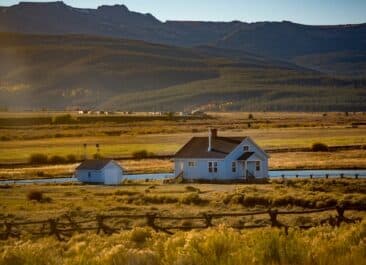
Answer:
[83,144,87,160]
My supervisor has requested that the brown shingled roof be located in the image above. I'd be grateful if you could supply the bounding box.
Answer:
[76,159,114,170]
[174,137,246,159]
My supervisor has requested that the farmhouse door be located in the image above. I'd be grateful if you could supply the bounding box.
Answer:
[246,161,256,179]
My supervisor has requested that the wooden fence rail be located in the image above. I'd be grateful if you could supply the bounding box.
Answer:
[1,205,365,241]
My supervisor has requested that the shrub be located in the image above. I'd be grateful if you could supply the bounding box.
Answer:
[93,153,103,159]
[242,195,270,207]
[143,195,179,204]
[27,190,43,202]
[29,153,48,164]
[0,136,11,141]
[52,114,74,124]
[48,155,67,164]
[185,186,201,193]
[66,154,77,163]
[311,142,329,152]
[181,193,206,205]
[129,227,153,246]
[114,190,141,196]
[0,184,12,189]
[132,150,154,159]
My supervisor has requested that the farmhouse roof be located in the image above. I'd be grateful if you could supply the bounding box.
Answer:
[174,136,246,159]
[76,159,114,170]
[237,152,255,161]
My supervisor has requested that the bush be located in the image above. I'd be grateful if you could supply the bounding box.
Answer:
[311,142,329,152]
[185,186,201,193]
[29,153,48,164]
[66,154,77,163]
[27,190,43,202]
[52,114,74,124]
[248,113,254,120]
[181,193,206,205]
[0,136,11,141]
[132,150,154,159]
[48,155,67,164]
[93,153,103,159]
[129,228,153,246]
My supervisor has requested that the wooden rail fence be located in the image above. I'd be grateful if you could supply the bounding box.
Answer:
[1,205,365,241]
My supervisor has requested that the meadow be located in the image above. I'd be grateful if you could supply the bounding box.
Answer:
[0,179,366,265]
[0,111,365,180]
[1,111,366,264]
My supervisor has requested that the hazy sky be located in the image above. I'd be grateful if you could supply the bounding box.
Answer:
[2,0,366,25]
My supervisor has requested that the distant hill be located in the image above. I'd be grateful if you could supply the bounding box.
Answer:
[1,2,366,76]
[0,32,365,111]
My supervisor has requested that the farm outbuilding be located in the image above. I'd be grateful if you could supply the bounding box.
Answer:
[75,160,124,185]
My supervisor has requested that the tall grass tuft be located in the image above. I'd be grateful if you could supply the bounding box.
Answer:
[0,223,365,265]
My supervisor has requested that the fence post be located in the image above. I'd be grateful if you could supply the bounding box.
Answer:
[146,214,158,231]
[49,219,62,241]
[203,214,213,228]
[3,222,14,240]
[336,205,345,227]
[268,209,279,227]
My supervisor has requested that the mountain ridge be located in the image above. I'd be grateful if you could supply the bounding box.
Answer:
[1,1,365,76]
[0,31,365,111]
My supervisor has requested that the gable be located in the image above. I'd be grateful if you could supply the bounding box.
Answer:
[225,137,269,161]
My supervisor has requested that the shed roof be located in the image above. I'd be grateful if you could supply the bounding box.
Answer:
[174,136,246,159]
[76,159,115,170]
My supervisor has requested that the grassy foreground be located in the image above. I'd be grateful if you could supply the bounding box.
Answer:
[1,180,365,265]
[0,223,365,265]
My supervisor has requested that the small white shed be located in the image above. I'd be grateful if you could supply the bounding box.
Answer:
[75,160,124,185]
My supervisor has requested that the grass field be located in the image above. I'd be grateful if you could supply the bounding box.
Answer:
[0,112,365,179]
[0,222,365,265]
[1,111,366,264]
[1,179,365,222]
[0,179,365,265]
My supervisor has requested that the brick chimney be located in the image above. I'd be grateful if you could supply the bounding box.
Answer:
[208,128,217,152]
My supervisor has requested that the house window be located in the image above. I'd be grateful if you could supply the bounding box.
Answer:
[88,172,91,178]
[208,162,218,173]
[256,161,261,171]
[188,161,196,167]
[232,162,236,173]
[243,146,249,152]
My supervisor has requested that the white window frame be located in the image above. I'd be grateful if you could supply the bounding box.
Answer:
[255,161,261,171]
[232,161,236,173]
[208,161,218,173]
[188,161,196,167]
[243,146,249,152]
[208,162,213,173]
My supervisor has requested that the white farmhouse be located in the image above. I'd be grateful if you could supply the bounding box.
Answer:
[75,160,124,185]
[174,129,269,181]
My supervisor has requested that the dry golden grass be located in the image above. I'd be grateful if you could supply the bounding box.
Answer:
[0,159,172,180]
[270,150,366,169]
[1,179,365,222]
